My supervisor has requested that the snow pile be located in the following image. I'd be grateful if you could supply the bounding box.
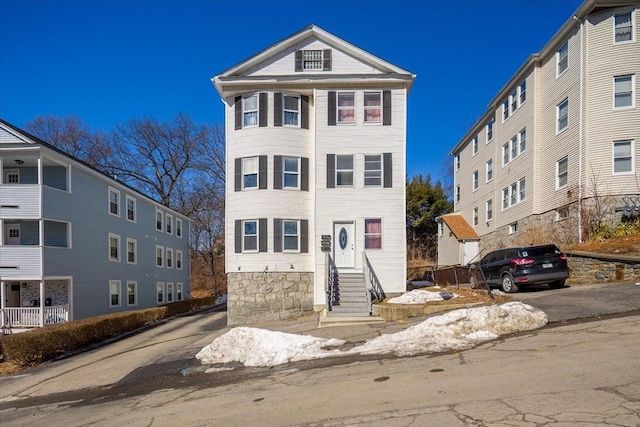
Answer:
[196,327,345,367]
[215,294,228,305]
[354,301,547,356]
[386,289,459,304]
[196,302,547,368]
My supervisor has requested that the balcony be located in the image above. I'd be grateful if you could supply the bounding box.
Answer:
[0,185,41,219]
[0,246,42,278]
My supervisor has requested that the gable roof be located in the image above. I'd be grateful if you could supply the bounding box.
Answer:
[212,24,415,97]
[440,214,479,240]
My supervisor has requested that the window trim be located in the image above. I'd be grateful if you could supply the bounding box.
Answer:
[455,154,461,171]
[126,237,137,265]
[108,233,120,262]
[282,219,300,253]
[156,245,164,268]
[364,218,383,250]
[242,156,259,190]
[455,185,460,203]
[364,154,383,187]
[157,282,165,304]
[127,281,137,307]
[176,283,183,301]
[486,199,493,221]
[557,98,569,134]
[166,248,174,269]
[509,222,519,235]
[335,154,354,187]
[472,136,478,156]
[486,119,494,142]
[125,195,136,223]
[363,91,383,124]
[612,140,634,175]
[557,41,569,77]
[242,220,259,253]
[472,170,479,191]
[283,156,300,189]
[109,280,121,308]
[613,74,635,110]
[176,250,183,270]
[486,159,493,183]
[176,218,183,238]
[167,282,174,303]
[156,209,163,232]
[283,93,300,127]
[614,11,635,44]
[108,187,120,217]
[242,93,258,128]
[557,156,569,189]
[166,213,173,235]
[336,91,356,124]
[472,207,479,227]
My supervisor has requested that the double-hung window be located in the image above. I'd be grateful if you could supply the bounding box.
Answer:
[614,12,633,43]
[176,250,183,269]
[364,218,382,249]
[557,42,568,76]
[243,94,258,127]
[510,183,518,206]
[486,159,493,182]
[167,283,174,302]
[486,199,493,221]
[109,188,119,216]
[614,75,634,109]
[502,99,509,121]
[519,128,527,153]
[519,178,526,202]
[126,196,136,222]
[176,218,182,238]
[177,283,183,301]
[166,213,173,234]
[166,248,173,269]
[109,233,120,262]
[473,207,479,227]
[455,185,461,203]
[283,157,300,188]
[486,119,494,142]
[472,136,478,156]
[243,220,258,252]
[557,156,568,188]
[243,157,258,189]
[336,155,354,186]
[157,282,165,304]
[364,92,382,123]
[156,209,163,231]
[613,140,633,174]
[472,170,479,191]
[109,280,121,307]
[511,136,518,160]
[364,154,382,186]
[502,143,510,166]
[557,99,569,133]
[127,238,136,264]
[283,220,299,251]
[509,89,518,115]
[502,188,509,210]
[284,94,300,126]
[127,281,137,306]
[455,154,461,171]
[156,245,164,268]
[519,80,526,104]
[337,92,355,124]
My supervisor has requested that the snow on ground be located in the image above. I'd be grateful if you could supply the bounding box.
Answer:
[215,294,228,304]
[386,289,459,304]
[196,302,547,369]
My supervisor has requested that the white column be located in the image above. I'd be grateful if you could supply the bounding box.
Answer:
[39,280,45,327]
[0,280,5,310]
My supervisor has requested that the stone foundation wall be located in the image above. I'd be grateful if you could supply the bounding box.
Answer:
[226,272,314,326]
[566,252,640,284]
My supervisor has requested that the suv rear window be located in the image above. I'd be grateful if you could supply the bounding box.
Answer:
[521,245,560,257]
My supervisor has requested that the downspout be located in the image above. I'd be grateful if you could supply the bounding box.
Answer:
[577,16,584,243]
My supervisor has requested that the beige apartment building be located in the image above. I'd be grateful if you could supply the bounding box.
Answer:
[439,0,639,266]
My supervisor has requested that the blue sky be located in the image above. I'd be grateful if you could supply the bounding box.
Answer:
[0,0,582,182]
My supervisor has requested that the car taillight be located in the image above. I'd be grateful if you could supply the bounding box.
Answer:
[512,258,534,265]
[559,254,567,260]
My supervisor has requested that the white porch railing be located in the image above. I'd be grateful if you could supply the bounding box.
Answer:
[1,305,69,329]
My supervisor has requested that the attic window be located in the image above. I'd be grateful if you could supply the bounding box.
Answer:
[295,49,332,72]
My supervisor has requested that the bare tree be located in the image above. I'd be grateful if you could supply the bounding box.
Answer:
[25,115,111,167]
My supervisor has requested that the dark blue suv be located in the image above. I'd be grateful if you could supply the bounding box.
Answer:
[469,244,570,293]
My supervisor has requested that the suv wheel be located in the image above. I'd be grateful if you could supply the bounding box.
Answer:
[501,273,519,293]
[549,280,565,289]
[469,273,481,289]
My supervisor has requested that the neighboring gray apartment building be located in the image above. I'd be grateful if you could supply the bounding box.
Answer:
[439,0,640,266]
[0,119,191,331]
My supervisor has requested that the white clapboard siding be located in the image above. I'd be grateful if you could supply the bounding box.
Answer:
[0,246,42,278]
[0,185,41,219]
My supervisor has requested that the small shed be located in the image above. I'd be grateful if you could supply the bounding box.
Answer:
[435,214,480,267]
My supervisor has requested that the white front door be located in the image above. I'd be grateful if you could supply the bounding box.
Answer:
[333,222,355,268]
[5,225,20,245]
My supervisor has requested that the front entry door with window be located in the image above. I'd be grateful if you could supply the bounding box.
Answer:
[5,225,20,245]
[333,222,355,268]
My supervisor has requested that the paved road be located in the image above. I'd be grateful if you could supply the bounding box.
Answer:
[0,281,638,426]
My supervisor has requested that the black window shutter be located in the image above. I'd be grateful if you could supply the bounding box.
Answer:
[383,90,392,126]
[301,95,309,129]
[259,93,268,127]
[259,218,268,253]
[383,153,393,188]
[259,155,268,189]
[326,154,335,188]
[273,219,283,253]
[234,220,242,253]
[323,49,332,71]
[234,158,242,191]
[300,220,309,253]
[328,91,336,126]
[274,155,283,190]
[301,157,309,191]
[274,92,283,127]
[234,96,242,130]
[295,50,303,72]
